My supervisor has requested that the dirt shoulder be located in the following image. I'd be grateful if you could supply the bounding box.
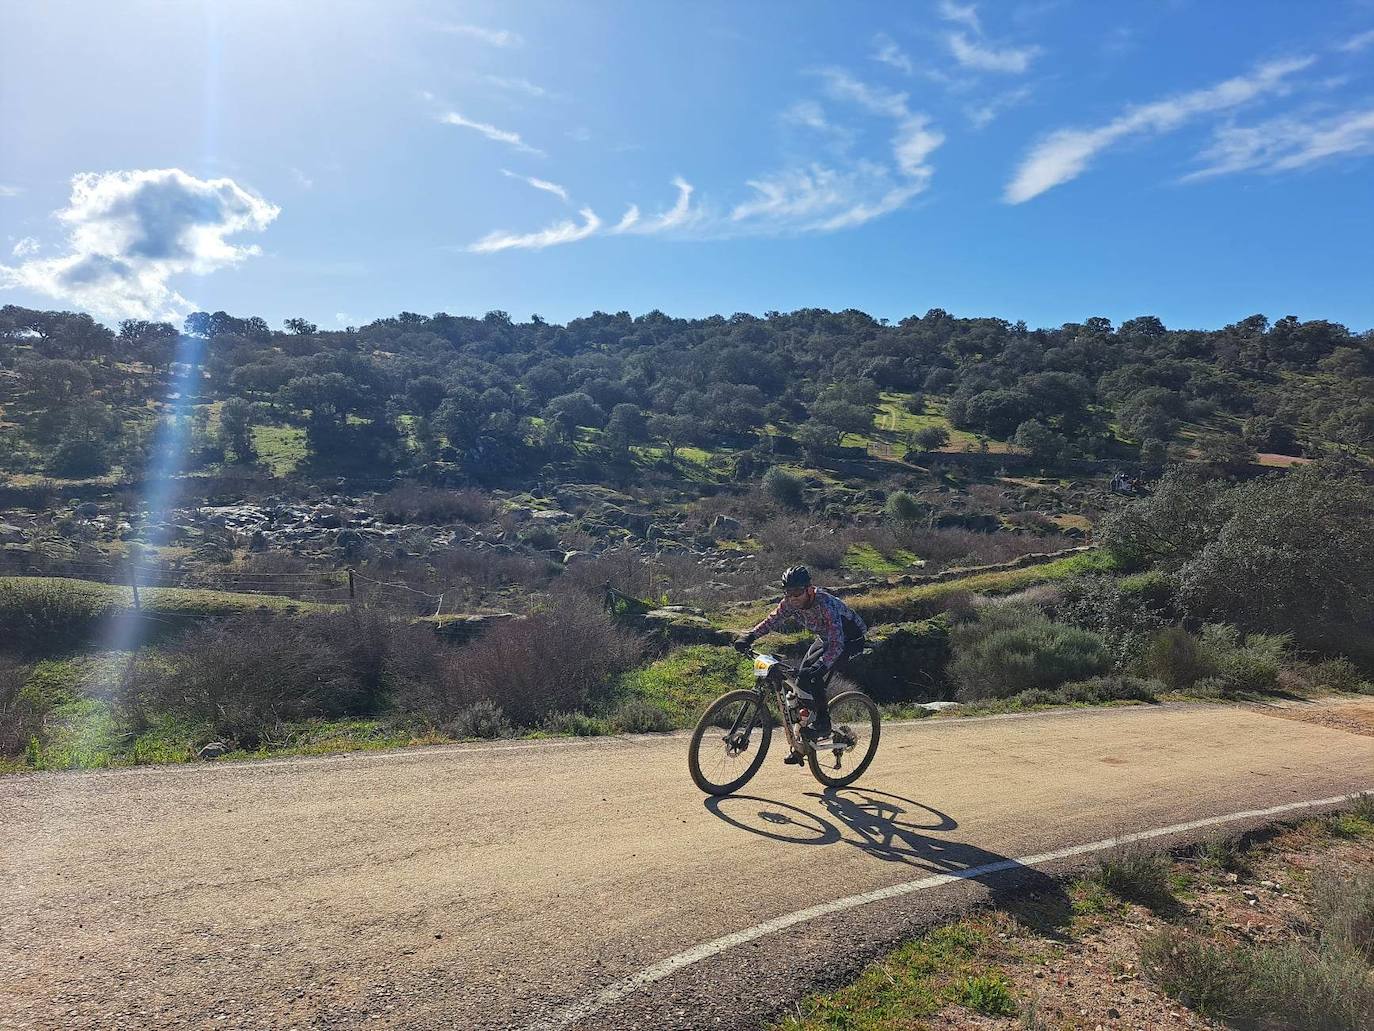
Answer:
[776,804,1374,1031]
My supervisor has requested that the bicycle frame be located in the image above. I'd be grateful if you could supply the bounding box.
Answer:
[749,652,806,757]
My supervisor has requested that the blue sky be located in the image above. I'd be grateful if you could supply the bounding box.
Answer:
[2,0,1373,331]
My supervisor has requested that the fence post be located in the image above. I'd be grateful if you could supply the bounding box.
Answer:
[347,568,355,601]
[129,565,141,611]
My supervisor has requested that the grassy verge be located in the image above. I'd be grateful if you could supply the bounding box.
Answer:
[614,644,753,725]
[777,799,1374,1031]
[724,550,1115,628]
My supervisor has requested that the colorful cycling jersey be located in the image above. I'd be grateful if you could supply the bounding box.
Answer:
[748,588,868,668]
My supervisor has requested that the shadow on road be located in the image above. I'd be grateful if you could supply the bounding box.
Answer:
[703,785,1073,934]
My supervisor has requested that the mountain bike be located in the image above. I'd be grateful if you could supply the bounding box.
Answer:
[688,650,881,795]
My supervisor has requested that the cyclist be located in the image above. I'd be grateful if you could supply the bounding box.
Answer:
[734,565,867,757]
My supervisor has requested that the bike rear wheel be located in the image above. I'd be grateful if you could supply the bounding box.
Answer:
[806,690,880,789]
[689,689,772,796]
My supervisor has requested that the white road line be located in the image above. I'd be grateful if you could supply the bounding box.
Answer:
[526,788,1373,1031]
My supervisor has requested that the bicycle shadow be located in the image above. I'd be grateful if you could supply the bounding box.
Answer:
[702,786,1072,934]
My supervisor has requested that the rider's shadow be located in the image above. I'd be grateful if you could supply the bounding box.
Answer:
[809,788,969,869]
[703,788,1073,934]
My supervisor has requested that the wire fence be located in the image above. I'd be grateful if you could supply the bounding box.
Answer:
[0,543,486,616]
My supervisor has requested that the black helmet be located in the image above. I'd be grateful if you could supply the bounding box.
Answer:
[781,565,811,591]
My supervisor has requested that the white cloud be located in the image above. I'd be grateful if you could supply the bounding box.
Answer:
[967,85,1033,129]
[783,100,832,131]
[291,167,314,189]
[439,111,543,155]
[468,178,699,253]
[485,75,549,98]
[946,31,1040,73]
[1338,28,1374,53]
[1005,55,1314,203]
[467,207,602,253]
[501,169,569,202]
[615,177,697,234]
[872,33,913,75]
[0,168,278,320]
[0,184,22,198]
[1185,106,1374,180]
[465,67,944,252]
[818,69,910,119]
[11,236,39,258]
[938,1,981,33]
[436,23,521,47]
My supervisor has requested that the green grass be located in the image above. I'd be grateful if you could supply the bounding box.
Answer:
[614,644,753,726]
[251,423,307,476]
[777,921,1014,1029]
[843,542,922,576]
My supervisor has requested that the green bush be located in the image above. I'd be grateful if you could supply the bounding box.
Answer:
[762,467,805,509]
[949,604,1111,701]
[1200,625,1286,695]
[541,711,612,736]
[46,437,111,478]
[610,697,675,733]
[1143,626,1216,691]
[883,490,924,523]
[1095,847,1176,911]
[0,578,116,656]
[1310,657,1372,694]
[1058,675,1160,704]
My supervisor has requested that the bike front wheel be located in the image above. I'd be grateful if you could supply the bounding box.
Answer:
[688,689,773,796]
[807,690,881,789]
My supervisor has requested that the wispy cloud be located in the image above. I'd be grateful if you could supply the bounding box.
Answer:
[436,23,522,47]
[1005,55,1314,203]
[1338,28,1374,53]
[468,178,700,253]
[937,1,981,34]
[818,70,942,183]
[501,169,569,202]
[872,33,913,75]
[11,236,39,258]
[1185,106,1374,180]
[439,111,543,155]
[0,168,278,320]
[0,184,22,198]
[615,177,697,234]
[468,207,602,254]
[465,68,943,253]
[946,31,1040,73]
[485,75,549,98]
[967,85,1033,129]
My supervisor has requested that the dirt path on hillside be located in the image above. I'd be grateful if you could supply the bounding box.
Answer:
[2,702,1370,1031]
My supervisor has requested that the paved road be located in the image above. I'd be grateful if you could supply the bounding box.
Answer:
[2,701,1371,1031]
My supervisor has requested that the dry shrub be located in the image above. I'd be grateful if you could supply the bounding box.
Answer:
[121,609,444,747]
[231,551,315,576]
[373,483,496,525]
[895,527,1072,570]
[416,591,644,726]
